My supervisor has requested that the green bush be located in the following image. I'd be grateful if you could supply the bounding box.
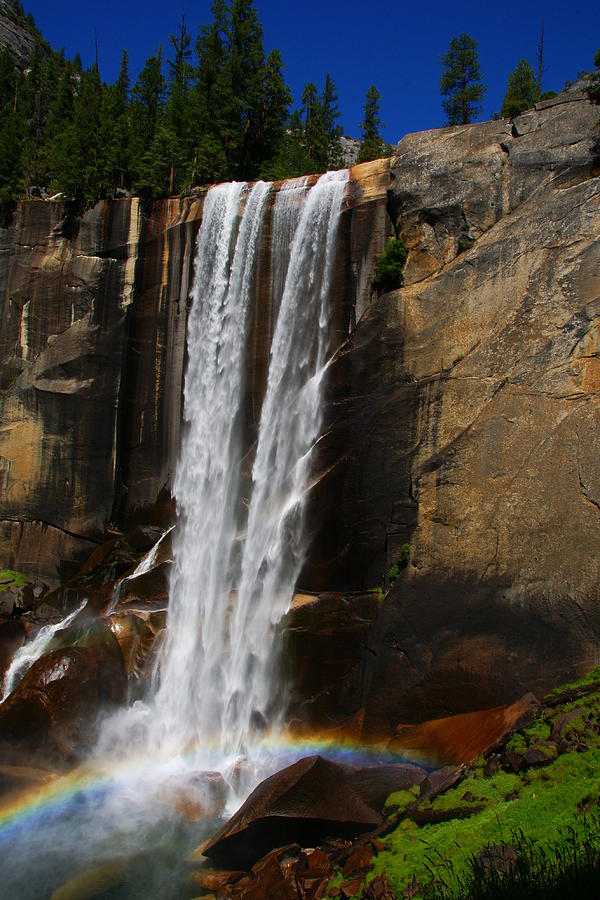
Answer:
[372,238,409,293]
[587,48,600,104]
[0,569,27,592]
[389,544,410,588]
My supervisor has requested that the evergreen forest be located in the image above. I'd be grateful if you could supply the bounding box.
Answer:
[1,1,598,204]
[0,0,392,203]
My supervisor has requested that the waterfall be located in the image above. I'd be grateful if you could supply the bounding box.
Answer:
[0,171,350,899]
[1,600,87,701]
[150,170,348,768]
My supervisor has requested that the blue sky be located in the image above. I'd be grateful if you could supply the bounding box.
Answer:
[25,0,600,142]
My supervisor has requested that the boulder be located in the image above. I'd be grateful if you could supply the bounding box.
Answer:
[389,693,541,765]
[0,620,126,766]
[202,756,382,869]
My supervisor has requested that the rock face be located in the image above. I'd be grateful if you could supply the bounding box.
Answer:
[1,88,599,730]
[305,91,600,726]
[0,166,390,586]
[0,198,199,583]
[0,1,34,69]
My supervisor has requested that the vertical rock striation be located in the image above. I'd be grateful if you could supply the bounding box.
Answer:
[0,163,390,585]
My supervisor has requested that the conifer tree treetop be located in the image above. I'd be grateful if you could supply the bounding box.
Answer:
[439,33,486,126]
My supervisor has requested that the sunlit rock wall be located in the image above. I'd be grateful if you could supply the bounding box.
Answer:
[0,163,391,585]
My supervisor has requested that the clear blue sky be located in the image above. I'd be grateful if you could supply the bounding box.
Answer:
[24,0,600,142]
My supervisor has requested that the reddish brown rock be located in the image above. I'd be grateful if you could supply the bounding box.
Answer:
[419,765,464,802]
[296,848,331,880]
[202,756,381,870]
[389,693,540,765]
[342,843,373,877]
[0,620,126,766]
[340,879,362,898]
[363,874,396,899]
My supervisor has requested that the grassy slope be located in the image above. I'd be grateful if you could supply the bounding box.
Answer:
[357,668,600,898]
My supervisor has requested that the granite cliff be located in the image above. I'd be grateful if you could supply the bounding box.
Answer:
[0,87,599,733]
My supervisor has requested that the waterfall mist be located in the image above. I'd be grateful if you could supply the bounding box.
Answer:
[0,171,349,897]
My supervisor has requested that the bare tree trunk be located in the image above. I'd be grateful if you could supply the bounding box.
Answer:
[537,20,545,101]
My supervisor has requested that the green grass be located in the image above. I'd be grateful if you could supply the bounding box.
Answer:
[547,665,600,696]
[369,749,600,897]
[0,569,27,592]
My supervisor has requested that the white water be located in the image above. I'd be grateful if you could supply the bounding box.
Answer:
[1,600,87,701]
[129,526,175,580]
[97,170,348,804]
[0,172,350,898]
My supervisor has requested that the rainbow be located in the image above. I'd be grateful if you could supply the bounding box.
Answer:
[0,732,431,841]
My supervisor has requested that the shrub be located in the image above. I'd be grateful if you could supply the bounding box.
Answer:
[586,49,600,104]
[388,544,410,588]
[372,237,409,293]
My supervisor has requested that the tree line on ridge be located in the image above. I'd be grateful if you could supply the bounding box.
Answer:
[0,1,598,204]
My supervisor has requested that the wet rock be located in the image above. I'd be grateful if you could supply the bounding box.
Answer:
[340,879,362,898]
[187,868,245,892]
[49,859,130,900]
[410,803,485,826]
[0,618,25,681]
[281,591,379,733]
[107,609,165,687]
[550,709,584,741]
[296,848,331,880]
[0,619,126,766]
[483,755,501,777]
[2,581,34,612]
[172,770,228,822]
[0,763,55,800]
[352,764,427,810]
[202,756,381,870]
[124,524,166,553]
[115,562,171,611]
[502,749,524,773]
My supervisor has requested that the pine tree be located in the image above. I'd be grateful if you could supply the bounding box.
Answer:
[225,0,267,177]
[50,65,105,199]
[0,46,25,200]
[501,60,539,118]
[439,33,486,125]
[130,47,165,191]
[258,49,292,174]
[164,17,194,191]
[191,0,229,184]
[100,50,131,194]
[357,85,384,163]
[301,81,327,171]
[321,73,343,169]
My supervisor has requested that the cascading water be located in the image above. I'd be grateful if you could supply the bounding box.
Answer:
[1,600,87,701]
[150,169,348,776]
[0,170,349,898]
